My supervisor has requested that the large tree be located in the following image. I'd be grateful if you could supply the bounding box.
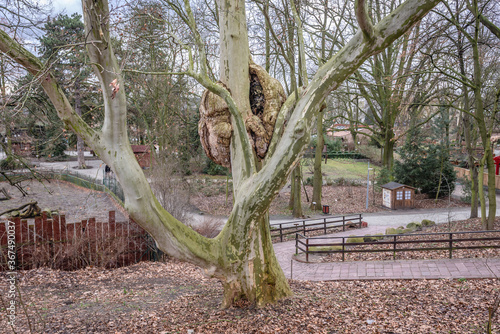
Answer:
[430,0,500,229]
[0,0,441,307]
[39,13,92,167]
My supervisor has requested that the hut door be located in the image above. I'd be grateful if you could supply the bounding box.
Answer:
[404,189,412,208]
[395,190,404,209]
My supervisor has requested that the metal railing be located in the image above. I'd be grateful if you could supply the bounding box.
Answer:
[295,230,500,262]
[270,213,363,242]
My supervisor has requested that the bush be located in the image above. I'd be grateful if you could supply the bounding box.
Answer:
[460,176,472,204]
[385,227,404,235]
[385,227,397,235]
[325,137,342,152]
[188,217,222,238]
[406,222,422,231]
[393,127,456,198]
[304,176,314,186]
[346,236,364,243]
[150,161,192,224]
[0,156,22,170]
[363,235,383,242]
[421,219,436,227]
[375,167,392,187]
[203,158,229,176]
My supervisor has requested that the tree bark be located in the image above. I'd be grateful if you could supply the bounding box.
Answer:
[311,110,324,210]
[217,213,291,307]
[471,0,495,229]
[74,78,86,169]
[458,39,479,218]
[292,165,303,217]
[382,128,395,170]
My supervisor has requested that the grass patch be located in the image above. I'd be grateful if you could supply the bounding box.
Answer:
[306,160,380,180]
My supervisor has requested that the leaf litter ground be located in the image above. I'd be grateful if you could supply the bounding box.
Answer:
[1,257,499,333]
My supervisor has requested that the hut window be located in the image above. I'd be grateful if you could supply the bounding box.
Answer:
[396,191,403,200]
[405,191,411,199]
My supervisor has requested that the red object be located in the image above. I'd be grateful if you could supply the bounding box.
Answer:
[494,156,500,175]
[322,205,330,214]
[361,221,368,228]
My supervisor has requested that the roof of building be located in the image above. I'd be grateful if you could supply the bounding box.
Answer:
[131,145,151,153]
[381,182,415,190]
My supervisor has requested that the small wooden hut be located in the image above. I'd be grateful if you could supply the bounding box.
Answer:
[131,145,152,169]
[381,182,415,210]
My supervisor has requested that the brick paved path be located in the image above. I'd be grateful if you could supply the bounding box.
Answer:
[274,238,500,281]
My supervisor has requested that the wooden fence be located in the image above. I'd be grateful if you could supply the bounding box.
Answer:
[0,211,160,271]
[296,230,500,262]
[454,167,500,189]
[270,214,364,242]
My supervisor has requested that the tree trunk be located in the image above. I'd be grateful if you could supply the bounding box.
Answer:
[470,164,479,218]
[293,165,303,217]
[216,0,293,300]
[0,55,12,157]
[75,78,86,169]
[289,165,303,217]
[382,128,395,170]
[219,214,291,307]
[471,2,495,229]
[458,26,479,219]
[311,110,324,210]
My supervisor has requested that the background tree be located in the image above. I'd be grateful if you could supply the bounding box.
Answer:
[430,0,500,229]
[394,125,456,198]
[38,13,94,167]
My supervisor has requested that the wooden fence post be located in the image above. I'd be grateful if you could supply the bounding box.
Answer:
[449,233,453,259]
[306,238,309,262]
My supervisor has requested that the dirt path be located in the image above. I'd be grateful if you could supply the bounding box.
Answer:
[0,179,128,223]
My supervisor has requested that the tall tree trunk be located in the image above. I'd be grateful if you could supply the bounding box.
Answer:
[292,165,303,217]
[289,166,303,217]
[0,54,12,157]
[382,128,395,170]
[216,0,292,302]
[218,213,291,307]
[457,15,479,218]
[311,109,324,210]
[472,0,495,229]
[75,78,86,169]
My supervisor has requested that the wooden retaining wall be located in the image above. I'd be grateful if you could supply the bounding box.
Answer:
[454,167,500,189]
[0,211,156,270]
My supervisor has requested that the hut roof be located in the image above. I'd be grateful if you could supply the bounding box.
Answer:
[381,182,415,190]
[131,145,150,153]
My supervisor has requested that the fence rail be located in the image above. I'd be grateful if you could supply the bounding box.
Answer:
[0,211,161,270]
[270,214,363,242]
[295,230,500,262]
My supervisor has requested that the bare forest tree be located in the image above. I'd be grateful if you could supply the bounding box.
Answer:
[429,0,500,229]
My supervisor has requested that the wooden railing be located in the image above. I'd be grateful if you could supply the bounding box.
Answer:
[295,230,500,262]
[270,214,363,242]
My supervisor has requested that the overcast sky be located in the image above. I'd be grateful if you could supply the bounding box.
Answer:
[47,0,83,16]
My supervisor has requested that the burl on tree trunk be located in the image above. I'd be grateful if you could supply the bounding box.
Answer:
[199,63,286,167]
